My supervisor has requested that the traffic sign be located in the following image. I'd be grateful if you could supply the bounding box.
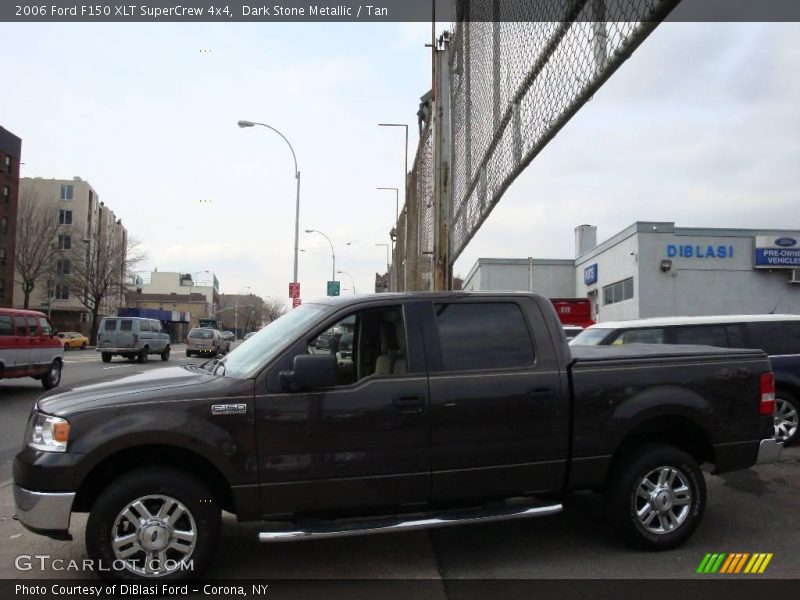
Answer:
[289,282,300,298]
[292,297,302,308]
[327,281,340,297]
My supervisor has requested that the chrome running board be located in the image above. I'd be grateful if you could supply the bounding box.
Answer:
[258,501,562,542]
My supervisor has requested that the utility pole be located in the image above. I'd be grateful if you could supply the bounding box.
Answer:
[432,34,452,291]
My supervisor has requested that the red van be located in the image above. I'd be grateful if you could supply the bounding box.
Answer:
[0,308,64,389]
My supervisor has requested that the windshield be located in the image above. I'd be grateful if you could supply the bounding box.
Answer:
[216,303,332,378]
[569,328,614,346]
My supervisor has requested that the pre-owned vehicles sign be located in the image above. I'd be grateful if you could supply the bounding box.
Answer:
[754,236,800,268]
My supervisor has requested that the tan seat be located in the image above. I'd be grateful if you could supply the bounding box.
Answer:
[375,313,406,375]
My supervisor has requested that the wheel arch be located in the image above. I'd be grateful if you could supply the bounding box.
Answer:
[73,444,235,514]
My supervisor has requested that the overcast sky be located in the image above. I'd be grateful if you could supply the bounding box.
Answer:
[2,21,798,303]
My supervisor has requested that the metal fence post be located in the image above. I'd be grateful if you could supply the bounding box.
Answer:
[433,40,452,291]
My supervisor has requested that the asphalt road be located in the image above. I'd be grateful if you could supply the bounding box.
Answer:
[0,351,798,582]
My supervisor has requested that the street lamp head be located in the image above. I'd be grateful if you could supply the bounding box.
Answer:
[304,229,315,234]
[237,120,256,128]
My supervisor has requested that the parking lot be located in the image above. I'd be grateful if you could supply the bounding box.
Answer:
[1,350,798,582]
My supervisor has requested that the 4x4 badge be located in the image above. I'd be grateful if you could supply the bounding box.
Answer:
[211,403,247,415]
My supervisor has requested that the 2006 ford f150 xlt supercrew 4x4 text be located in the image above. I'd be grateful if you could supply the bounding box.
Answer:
[13,293,781,580]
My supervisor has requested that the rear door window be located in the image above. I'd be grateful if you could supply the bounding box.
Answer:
[104,320,117,332]
[120,320,133,332]
[747,321,800,355]
[671,325,729,347]
[434,302,535,372]
[0,315,12,335]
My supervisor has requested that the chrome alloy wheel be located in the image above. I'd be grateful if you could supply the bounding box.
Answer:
[634,466,692,534]
[774,398,798,443]
[111,495,197,577]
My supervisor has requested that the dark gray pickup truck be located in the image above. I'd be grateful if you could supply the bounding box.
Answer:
[13,293,781,580]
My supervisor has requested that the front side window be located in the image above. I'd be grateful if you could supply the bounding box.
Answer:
[570,328,614,346]
[435,302,535,372]
[306,307,405,385]
[611,328,666,345]
[151,321,162,333]
[39,318,52,336]
[748,321,800,356]
[603,277,634,306]
[120,320,133,332]
[27,316,40,336]
[60,184,74,200]
[139,320,151,332]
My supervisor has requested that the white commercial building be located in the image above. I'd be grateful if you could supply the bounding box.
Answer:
[463,222,800,322]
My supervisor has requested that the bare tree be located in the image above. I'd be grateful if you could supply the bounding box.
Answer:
[63,229,145,344]
[14,188,62,309]
[263,298,287,325]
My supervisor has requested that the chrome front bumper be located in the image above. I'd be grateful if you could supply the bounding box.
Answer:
[757,438,783,465]
[13,485,75,538]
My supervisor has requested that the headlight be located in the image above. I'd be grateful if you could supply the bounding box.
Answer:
[29,412,70,452]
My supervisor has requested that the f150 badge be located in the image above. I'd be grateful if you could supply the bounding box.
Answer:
[211,403,247,415]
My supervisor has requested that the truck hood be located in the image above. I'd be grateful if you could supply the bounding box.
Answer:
[37,366,217,415]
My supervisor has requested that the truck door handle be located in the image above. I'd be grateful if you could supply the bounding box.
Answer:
[393,396,425,415]
[528,387,553,400]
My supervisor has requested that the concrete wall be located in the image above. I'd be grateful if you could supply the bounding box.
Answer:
[463,258,575,297]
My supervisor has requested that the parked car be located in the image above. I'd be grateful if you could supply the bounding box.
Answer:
[0,308,63,389]
[58,331,89,351]
[571,314,800,446]
[13,293,781,580]
[562,325,584,341]
[186,327,224,357]
[243,331,257,341]
[96,317,171,363]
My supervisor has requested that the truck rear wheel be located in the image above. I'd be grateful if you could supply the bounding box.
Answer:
[606,444,705,551]
[86,467,220,581]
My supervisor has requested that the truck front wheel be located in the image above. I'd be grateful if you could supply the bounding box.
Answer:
[606,444,706,551]
[86,467,220,580]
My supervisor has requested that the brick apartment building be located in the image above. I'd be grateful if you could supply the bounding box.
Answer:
[0,126,21,307]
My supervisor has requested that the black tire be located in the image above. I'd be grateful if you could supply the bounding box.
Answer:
[41,360,62,390]
[85,467,220,581]
[81,342,87,350]
[137,346,149,364]
[775,392,799,447]
[185,350,192,357]
[64,343,70,352]
[101,352,112,363]
[161,346,171,362]
[606,444,706,551]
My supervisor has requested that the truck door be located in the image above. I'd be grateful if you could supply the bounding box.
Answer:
[422,299,569,502]
[117,319,134,349]
[12,314,31,374]
[255,302,430,516]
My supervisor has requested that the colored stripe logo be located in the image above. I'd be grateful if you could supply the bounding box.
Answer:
[697,553,773,574]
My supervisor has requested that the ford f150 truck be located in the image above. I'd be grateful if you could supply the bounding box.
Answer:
[13,293,781,580]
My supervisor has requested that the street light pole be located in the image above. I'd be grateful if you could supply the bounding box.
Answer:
[237,120,301,289]
[235,286,251,340]
[305,229,336,283]
[375,243,390,273]
[337,270,356,294]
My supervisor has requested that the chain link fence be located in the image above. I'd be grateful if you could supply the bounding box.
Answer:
[397,122,434,291]
[447,0,680,264]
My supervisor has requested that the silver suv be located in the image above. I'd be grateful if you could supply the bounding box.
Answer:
[97,317,171,363]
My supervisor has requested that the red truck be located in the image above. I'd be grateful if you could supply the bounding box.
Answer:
[550,298,594,328]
